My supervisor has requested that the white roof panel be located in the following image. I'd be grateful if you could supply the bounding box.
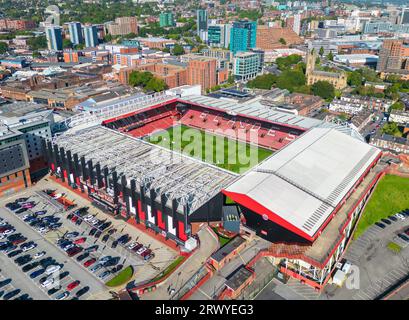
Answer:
[225,128,381,239]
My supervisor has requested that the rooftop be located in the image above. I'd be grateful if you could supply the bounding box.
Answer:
[52,126,237,214]
[210,236,246,263]
[224,127,381,240]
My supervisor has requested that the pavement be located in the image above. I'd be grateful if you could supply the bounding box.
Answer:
[141,226,219,300]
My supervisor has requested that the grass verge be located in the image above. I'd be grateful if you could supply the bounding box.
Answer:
[105,266,134,287]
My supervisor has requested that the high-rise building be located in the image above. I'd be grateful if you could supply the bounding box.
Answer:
[84,25,99,48]
[46,25,63,51]
[377,39,409,73]
[293,14,301,35]
[401,8,409,24]
[197,9,208,35]
[67,22,83,46]
[230,20,257,55]
[208,24,232,48]
[159,12,175,27]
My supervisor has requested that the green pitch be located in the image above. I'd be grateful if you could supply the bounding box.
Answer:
[146,125,273,174]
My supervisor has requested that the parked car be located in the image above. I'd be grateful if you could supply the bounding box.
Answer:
[3,289,21,300]
[90,263,103,273]
[30,268,46,279]
[389,215,398,222]
[98,270,110,279]
[76,252,90,262]
[34,251,46,259]
[381,218,392,225]
[45,264,62,275]
[55,291,70,300]
[47,286,61,296]
[75,286,90,298]
[375,222,386,229]
[74,237,86,244]
[67,280,80,291]
[84,258,97,268]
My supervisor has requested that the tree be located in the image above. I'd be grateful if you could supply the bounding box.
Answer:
[63,39,73,49]
[172,44,185,56]
[319,46,324,57]
[327,51,334,61]
[390,101,405,111]
[279,38,286,45]
[311,81,335,101]
[145,77,167,92]
[276,54,302,71]
[382,122,402,137]
[275,70,306,91]
[347,71,363,87]
[247,74,276,90]
[0,42,8,54]
[27,35,47,50]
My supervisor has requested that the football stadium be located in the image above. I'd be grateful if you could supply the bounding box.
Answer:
[43,91,384,290]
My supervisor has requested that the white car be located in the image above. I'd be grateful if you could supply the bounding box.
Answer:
[41,277,55,288]
[39,227,49,234]
[0,221,7,226]
[63,244,75,251]
[2,228,15,236]
[46,264,62,275]
[90,219,99,226]
[83,215,95,222]
[136,247,147,255]
[127,242,137,250]
[395,213,406,221]
[34,251,46,259]
[22,243,37,252]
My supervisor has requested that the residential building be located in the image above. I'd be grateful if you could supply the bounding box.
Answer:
[377,39,409,74]
[400,8,409,25]
[389,109,409,125]
[84,25,99,48]
[208,24,232,48]
[107,16,138,36]
[46,25,63,51]
[159,12,175,27]
[230,20,257,55]
[197,9,208,35]
[0,18,36,31]
[283,93,324,116]
[185,55,217,92]
[370,134,409,154]
[68,22,83,46]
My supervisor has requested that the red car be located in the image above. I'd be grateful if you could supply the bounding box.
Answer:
[71,216,78,223]
[67,246,83,257]
[67,280,80,291]
[84,258,96,268]
[74,237,86,244]
[405,229,409,236]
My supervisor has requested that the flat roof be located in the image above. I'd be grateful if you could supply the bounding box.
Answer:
[225,265,253,292]
[224,128,381,241]
[210,236,246,262]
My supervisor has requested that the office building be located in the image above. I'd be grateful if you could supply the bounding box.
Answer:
[233,51,261,81]
[230,20,257,55]
[208,24,231,48]
[84,25,99,48]
[401,8,409,24]
[46,25,63,51]
[68,22,83,46]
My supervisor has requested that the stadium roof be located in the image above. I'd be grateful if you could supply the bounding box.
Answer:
[52,126,237,214]
[223,128,381,241]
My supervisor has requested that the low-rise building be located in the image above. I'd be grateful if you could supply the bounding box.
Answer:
[284,93,324,116]
[389,109,409,125]
[233,51,262,81]
[370,134,409,154]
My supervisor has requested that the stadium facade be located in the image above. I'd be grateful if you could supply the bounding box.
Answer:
[43,91,384,289]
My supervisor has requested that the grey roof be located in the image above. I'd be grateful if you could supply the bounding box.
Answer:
[210,236,246,262]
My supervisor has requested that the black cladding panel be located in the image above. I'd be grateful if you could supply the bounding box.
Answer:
[0,144,27,175]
